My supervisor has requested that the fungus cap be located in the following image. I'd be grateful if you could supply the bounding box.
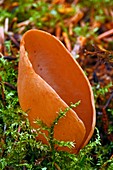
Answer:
[17,29,96,153]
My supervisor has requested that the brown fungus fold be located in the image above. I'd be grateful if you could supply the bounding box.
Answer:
[17,29,96,153]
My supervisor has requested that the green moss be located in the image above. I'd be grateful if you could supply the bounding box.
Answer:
[0,51,113,170]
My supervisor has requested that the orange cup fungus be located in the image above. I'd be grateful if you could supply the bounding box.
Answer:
[17,29,96,153]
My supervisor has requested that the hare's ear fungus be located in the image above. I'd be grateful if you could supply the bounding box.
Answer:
[17,29,96,153]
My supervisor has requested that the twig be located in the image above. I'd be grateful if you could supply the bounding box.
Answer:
[0,51,17,60]
[103,92,113,109]
[69,23,73,36]
[0,52,4,57]
[102,108,109,134]
[17,20,30,27]
[62,32,72,51]
[8,35,20,48]
[98,28,113,40]
[0,81,6,106]
[4,82,17,90]
[65,10,84,25]
[55,24,61,39]
[3,56,17,61]
[0,26,4,52]
[0,27,4,44]
[103,36,113,42]
[4,18,9,33]
[54,162,61,170]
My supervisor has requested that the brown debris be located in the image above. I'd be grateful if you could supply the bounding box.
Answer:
[65,10,84,26]
[4,18,9,33]
[98,28,113,40]
[0,27,4,53]
[55,24,62,39]
[62,32,72,51]
[0,81,6,107]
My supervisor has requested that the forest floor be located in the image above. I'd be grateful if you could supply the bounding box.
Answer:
[0,0,113,169]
